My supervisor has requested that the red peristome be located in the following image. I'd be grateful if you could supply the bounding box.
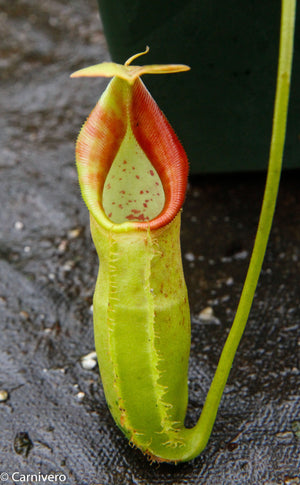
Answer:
[76,75,188,230]
[76,80,126,208]
[130,78,189,230]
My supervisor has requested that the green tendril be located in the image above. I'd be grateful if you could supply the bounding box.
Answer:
[187,0,297,460]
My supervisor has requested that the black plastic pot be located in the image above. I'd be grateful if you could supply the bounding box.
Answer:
[97,0,299,173]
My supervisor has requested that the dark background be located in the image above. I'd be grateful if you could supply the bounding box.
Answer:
[0,1,299,484]
[97,0,300,173]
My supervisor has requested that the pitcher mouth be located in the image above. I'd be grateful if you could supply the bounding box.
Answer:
[73,50,189,232]
[101,123,166,226]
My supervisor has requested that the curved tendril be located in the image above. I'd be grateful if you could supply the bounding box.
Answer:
[186,0,297,461]
[125,46,150,66]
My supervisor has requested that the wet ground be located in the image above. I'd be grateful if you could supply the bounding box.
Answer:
[0,1,299,484]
